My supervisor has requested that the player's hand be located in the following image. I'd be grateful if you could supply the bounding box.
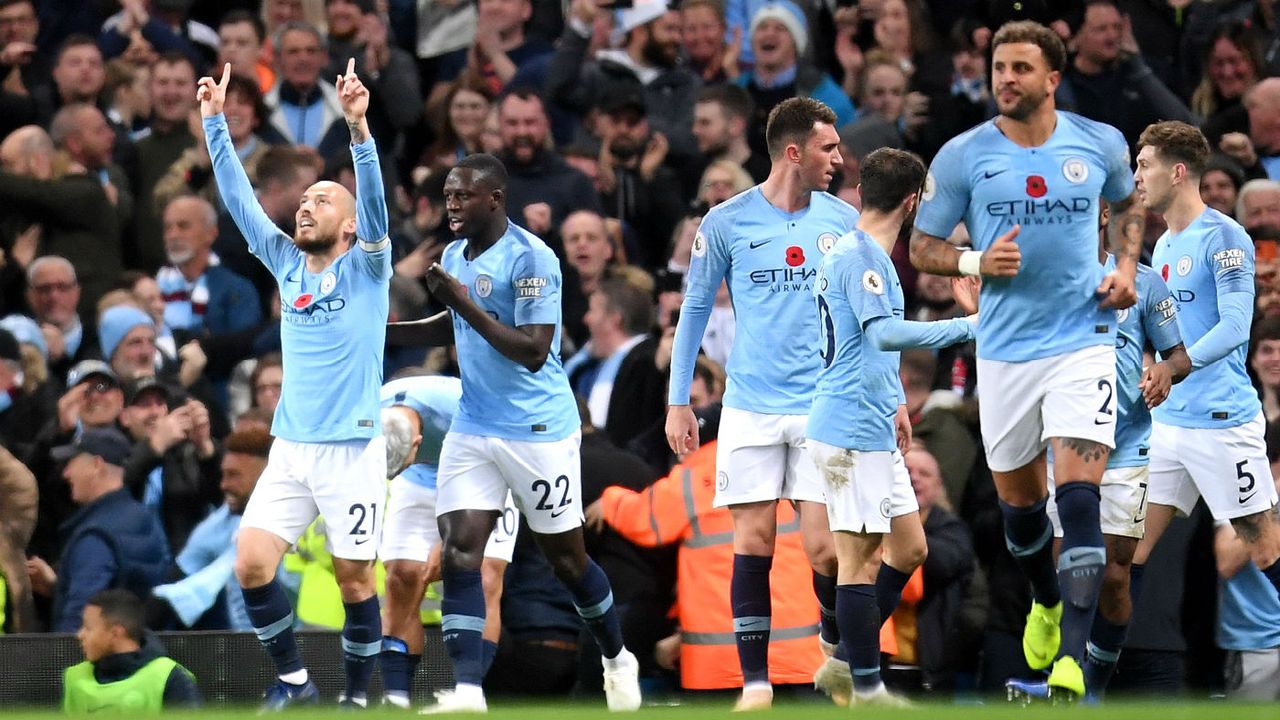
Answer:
[1097,268,1138,309]
[1139,361,1174,408]
[979,225,1020,277]
[425,262,466,308]
[584,499,606,533]
[950,275,981,314]
[665,404,700,456]
[195,62,230,118]
[337,57,370,123]
[894,404,912,455]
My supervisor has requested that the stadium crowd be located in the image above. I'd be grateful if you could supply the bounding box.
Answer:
[0,0,1278,708]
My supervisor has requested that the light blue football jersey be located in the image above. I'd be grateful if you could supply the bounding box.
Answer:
[1150,208,1260,428]
[1108,262,1182,468]
[381,376,462,489]
[669,187,859,413]
[441,222,579,442]
[206,114,391,443]
[807,231,974,450]
[914,111,1133,363]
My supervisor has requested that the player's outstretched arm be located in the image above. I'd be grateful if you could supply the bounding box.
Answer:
[387,310,454,347]
[424,263,553,372]
[863,314,976,352]
[197,64,286,258]
[337,58,390,267]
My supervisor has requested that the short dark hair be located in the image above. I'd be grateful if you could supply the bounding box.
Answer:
[226,73,268,127]
[256,146,314,190]
[697,84,754,123]
[992,20,1067,73]
[0,0,36,12]
[225,426,273,458]
[764,97,837,159]
[219,8,266,42]
[1253,314,1280,344]
[55,34,99,65]
[498,86,547,115]
[858,148,927,213]
[899,349,937,392]
[455,153,509,192]
[153,50,196,76]
[1137,121,1210,178]
[87,589,145,643]
[595,278,654,336]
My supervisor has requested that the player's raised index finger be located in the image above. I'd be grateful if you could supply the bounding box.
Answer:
[219,63,231,87]
[346,57,356,77]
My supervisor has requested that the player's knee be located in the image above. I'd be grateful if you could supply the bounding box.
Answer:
[803,535,837,575]
[234,553,274,588]
[899,540,928,572]
[386,562,427,599]
[1101,559,1130,599]
[440,542,485,573]
[544,550,588,585]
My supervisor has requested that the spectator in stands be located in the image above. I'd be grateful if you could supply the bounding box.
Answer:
[734,1,854,154]
[46,35,106,119]
[0,0,47,139]
[51,101,133,222]
[156,195,261,337]
[1201,154,1246,219]
[908,269,974,393]
[565,278,665,449]
[131,52,199,272]
[681,0,730,83]
[119,377,222,556]
[560,210,620,346]
[695,159,753,209]
[1056,0,1195,148]
[1195,20,1265,146]
[263,21,347,155]
[1220,77,1280,181]
[595,91,685,268]
[62,589,200,710]
[218,10,275,93]
[26,427,169,632]
[1250,316,1280,424]
[430,0,551,106]
[0,127,124,318]
[495,88,602,246]
[548,0,701,164]
[689,85,769,195]
[149,426,272,631]
[153,75,270,211]
[323,0,423,142]
[250,352,284,416]
[98,304,159,382]
[99,0,214,68]
[899,350,978,513]
[0,316,56,456]
[0,440,37,633]
[1237,178,1280,236]
[103,59,150,147]
[421,77,496,173]
[837,52,914,158]
[897,444,987,693]
[117,270,179,365]
[22,257,96,383]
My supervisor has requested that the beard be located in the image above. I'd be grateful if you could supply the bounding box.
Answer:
[165,248,195,265]
[610,135,644,162]
[642,38,678,69]
[1000,88,1048,121]
[294,231,340,253]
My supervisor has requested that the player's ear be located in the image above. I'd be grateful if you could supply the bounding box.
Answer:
[903,191,918,214]
[490,188,504,209]
[342,216,357,238]
[786,143,802,164]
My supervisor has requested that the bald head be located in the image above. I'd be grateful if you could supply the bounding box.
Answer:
[295,180,358,253]
[0,125,55,178]
[1247,77,1280,109]
[1247,78,1280,150]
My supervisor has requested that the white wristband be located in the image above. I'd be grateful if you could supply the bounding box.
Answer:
[958,250,983,277]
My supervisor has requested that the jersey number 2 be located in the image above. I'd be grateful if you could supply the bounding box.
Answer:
[533,475,571,511]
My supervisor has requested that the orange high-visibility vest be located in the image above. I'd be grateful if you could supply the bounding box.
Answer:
[602,442,897,690]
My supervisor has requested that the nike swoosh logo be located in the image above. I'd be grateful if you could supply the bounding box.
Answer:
[749,239,771,249]
[983,169,1006,179]
[1093,418,1111,425]
[1240,491,1257,504]
[353,537,370,545]
[739,620,763,628]
[550,507,569,518]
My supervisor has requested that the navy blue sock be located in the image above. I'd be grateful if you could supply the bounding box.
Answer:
[875,562,912,624]
[441,567,486,686]
[836,584,881,693]
[568,559,625,659]
[379,637,416,698]
[481,640,499,676]
[1128,562,1146,607]
[342,596,381,700]
[1261,559,1280,600]
[243,580,304,677]
[731,554,773,685]
[812,571,839,646]
[1083,612,1128,695]
[1000,497,1061,607]
[1055,482,1106,663]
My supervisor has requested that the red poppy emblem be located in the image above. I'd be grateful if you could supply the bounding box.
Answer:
[1026,175,1047,198]
[294,293,313,308]
[785,246,805,267]
[1161,264,1169,281]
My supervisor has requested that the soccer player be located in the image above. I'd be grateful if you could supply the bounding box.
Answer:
[909,21,1144,699]
[385,153,642,713]
[806,148,977,706]
[1006,203,1188,702]
[1131,121,1280,608]
[199,61,392,709]
[377,375,519,708]
[665,96,860,710]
